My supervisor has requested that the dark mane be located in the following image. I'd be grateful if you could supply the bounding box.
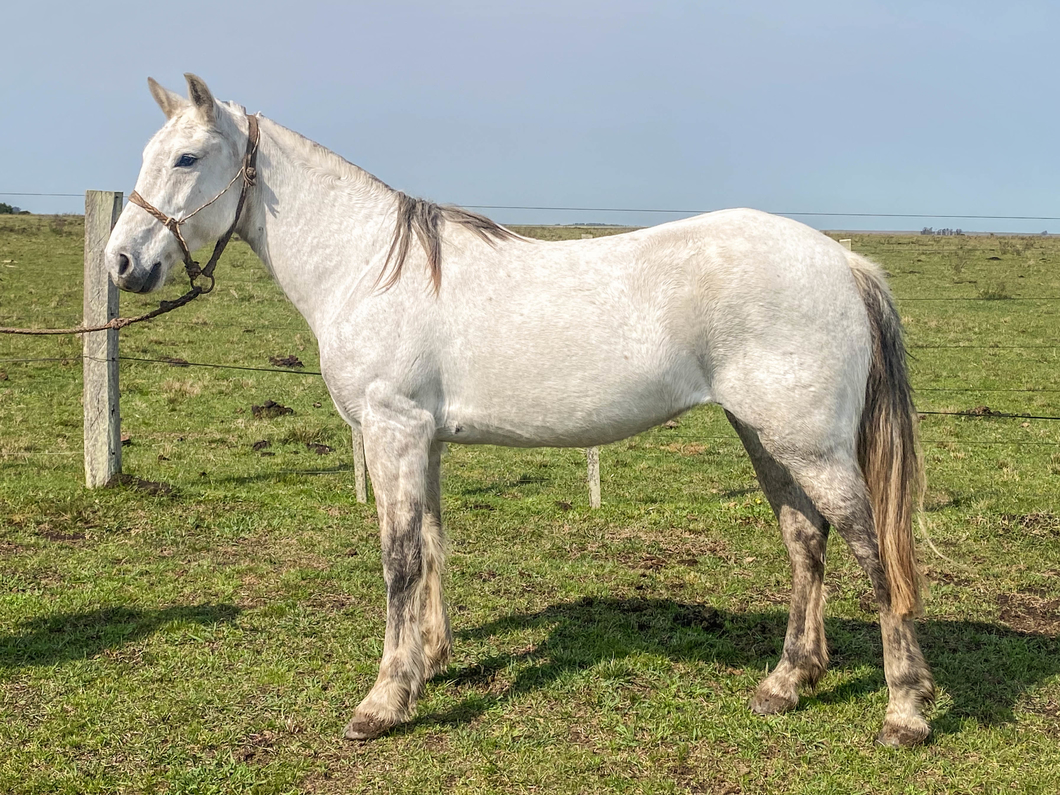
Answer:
[377,192,515,293]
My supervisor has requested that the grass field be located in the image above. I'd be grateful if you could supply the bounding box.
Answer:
[1,215,1058,794]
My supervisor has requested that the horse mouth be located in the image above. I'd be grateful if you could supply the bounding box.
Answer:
[132,261,163,293]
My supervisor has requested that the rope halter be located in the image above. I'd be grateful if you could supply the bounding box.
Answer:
[127,114,260,294]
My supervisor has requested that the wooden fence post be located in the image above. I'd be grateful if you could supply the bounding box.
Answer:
[352,427,369,503]
[580,233,602,509]
[586,446,601,509]
[83,190,123,488]
[839,238,852,251]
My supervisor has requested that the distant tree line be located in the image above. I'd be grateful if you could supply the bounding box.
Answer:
[0,203,27,215]
[922,226,1049,236]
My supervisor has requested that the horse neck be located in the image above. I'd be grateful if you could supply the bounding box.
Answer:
[237,117,397,332]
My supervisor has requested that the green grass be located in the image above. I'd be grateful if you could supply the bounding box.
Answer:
[1,217,1059,793]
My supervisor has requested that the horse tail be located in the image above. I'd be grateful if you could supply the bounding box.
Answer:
[848,252,924,618]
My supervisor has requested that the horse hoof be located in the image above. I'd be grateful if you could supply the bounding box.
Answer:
[876,718,930,748]
[343,713,395,741]
[749,689,798,715]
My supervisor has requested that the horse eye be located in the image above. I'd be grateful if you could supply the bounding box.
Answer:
[175,154,199,168]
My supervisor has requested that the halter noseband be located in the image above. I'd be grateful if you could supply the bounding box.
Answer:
[128,113,260,294]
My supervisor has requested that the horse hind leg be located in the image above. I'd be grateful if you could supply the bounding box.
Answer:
[727,413,830,715]
[778,449,933,746]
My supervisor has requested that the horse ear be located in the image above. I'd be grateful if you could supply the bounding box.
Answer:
[147,77,186,120]
[184,73,217,125]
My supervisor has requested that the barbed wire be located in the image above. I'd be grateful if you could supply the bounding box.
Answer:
[468,205,1060,222]
[899,297,1060,302]
[911,345,1060,350]
[917,387,1060,393]
[0,192,83,198]
[8,192,1060,223]
[112,354,321,376]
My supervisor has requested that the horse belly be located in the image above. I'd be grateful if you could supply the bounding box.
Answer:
[436,347,712,448]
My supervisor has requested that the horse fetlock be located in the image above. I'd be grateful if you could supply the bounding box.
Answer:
[423,637,452,680]
[420,602,452,680]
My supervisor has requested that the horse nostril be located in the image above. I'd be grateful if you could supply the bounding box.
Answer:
[117,253,132,277]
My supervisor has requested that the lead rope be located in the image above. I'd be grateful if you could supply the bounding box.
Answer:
[0,114,260,336]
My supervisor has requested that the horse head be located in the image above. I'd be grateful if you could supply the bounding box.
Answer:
[105,74,251,293]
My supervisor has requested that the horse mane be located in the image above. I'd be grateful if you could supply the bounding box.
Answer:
[256,115,513,294]
[378,192,515,294]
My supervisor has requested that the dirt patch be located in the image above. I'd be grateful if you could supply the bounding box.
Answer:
[269,355,304,368]
[605,528,734,565]
[1023,697,1060,720]
[997,591,1060,634]
[452,664,513,696]
[665,741,746,794]
[35,526,86,543]
[306,443,332,455]
[106,473,175,497]
[235,730,277,765]
[421,733,450,755]
[997,511,1059,538]
[924,568,974,588]
[252,400,294,419]
[741,587,789,608]
[624,553,702,571]
[672,603,723,631]
[567,723,602,751]
[661,442,707,456]
[635,554,668,571]
[612,546,722,571]
[303,592,357,611]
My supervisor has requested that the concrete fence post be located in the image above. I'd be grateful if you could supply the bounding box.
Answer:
[587,446,601,509]
[83,190,123,487]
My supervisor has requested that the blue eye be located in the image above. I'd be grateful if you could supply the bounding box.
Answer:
[175,154,199,168]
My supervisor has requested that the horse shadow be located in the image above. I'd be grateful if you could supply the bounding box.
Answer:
[0,604,241,670]
[416,597,1059,737]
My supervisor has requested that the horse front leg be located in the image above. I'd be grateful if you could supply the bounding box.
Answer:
[344,392,436,741]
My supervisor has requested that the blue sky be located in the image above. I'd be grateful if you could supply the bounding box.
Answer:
[3,1,1059,232]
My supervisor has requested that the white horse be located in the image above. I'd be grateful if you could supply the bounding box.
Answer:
[105,74,934,746]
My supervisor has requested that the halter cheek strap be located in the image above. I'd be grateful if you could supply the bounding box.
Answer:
[128,113,260,294]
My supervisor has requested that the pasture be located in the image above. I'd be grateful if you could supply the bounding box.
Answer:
[1,214,1059,793]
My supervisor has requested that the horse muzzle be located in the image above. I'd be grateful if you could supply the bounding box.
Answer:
[107,249,164,293]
